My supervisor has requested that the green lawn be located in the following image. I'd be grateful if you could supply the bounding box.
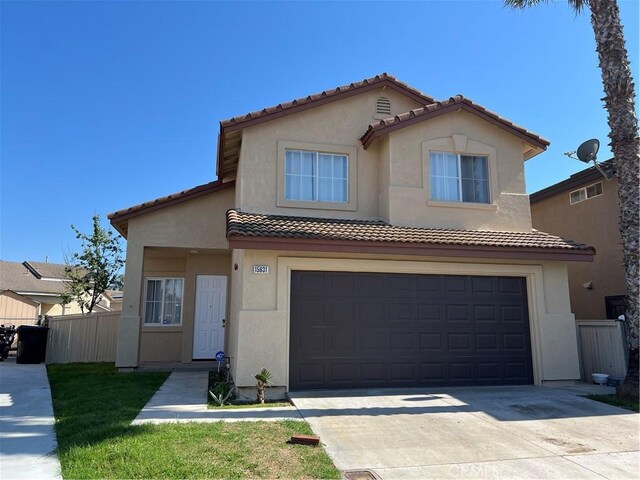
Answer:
[47,363,340,479]
[586,394,640,412]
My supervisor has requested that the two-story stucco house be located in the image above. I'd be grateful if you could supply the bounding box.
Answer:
[109,73,594,397]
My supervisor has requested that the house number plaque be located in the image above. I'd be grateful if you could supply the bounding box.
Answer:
[253,265,269,274]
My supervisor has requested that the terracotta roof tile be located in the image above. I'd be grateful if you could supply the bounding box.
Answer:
[360,96,550,150]
[219,73,435,130]
[108,180,235,237]
[226,210,594,253]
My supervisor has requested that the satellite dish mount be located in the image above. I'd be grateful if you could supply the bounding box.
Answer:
[564,139,612,180]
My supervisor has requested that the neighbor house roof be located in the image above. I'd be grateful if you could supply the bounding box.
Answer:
[104,290,123,300]
[0,261,68,295]
[22,261,68,280]
[226,210,594,262]
[108,180,235,237]
[530,159,614,203]
[360,95,550,152]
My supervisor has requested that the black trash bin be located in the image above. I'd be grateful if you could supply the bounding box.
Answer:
[16,325,49,364]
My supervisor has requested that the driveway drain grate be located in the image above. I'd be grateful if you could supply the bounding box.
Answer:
[343,470,380,480]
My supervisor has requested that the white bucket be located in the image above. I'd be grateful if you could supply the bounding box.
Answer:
[592,373,609,385]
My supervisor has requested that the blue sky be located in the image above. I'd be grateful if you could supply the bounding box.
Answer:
[1,0,638,264]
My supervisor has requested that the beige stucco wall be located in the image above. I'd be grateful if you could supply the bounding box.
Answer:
[531,178,624,319]
[228,250,580,394]
[236,88,533,232]
[236,88,422,220]
[384,111,532,231]
[116,188,234,368]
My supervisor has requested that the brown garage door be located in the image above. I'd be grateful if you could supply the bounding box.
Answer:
[290,271,533,390]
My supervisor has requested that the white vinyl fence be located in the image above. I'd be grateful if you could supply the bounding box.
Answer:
[576,319,628,382]
[46,312,120,364]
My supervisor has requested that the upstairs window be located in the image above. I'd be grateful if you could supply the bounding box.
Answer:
[144,278,184,325]
[570,182,603,204]
[430,151,489,204]
[285,149,348,203]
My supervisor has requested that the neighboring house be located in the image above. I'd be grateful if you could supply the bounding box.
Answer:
[109,73,593,396]
[0,260,84,322]
[100,290,124,312]
[530,160,625,320]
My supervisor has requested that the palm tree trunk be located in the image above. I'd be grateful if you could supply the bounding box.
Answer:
[589,0,639,398]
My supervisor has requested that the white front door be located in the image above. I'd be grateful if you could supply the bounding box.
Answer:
[193,275,227,359]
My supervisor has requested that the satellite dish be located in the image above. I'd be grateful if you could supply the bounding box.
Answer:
[576,138,600,163]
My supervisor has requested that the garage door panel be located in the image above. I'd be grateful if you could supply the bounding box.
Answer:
[389,302,414,324]
[290,272,533,390]
[416,276,443,292]
[328,363,357,384]
[448,333,473,351]
[389,332,416,352]
[444,276,469,293]
[362,362,388,382]
[472,276,495,293]
[420,333,444,350]
[499,277,524,295]
[418,303,441,322]
[474,305,498,322]
[476,333,499,351]
[327,330,357,351]
[446,304,470,322]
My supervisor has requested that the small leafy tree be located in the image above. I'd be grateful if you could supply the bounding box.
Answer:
[254,368,272,404]
[62,215,125,314]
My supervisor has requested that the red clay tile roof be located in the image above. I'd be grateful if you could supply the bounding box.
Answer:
[108,180,235,237]
[219,73,435,131]
[226,210,594,256]
[360,96,550,150]
[216,73,436,177]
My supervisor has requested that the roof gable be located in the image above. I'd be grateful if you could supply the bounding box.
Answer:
[216,73,435,177]
[108,180,235,237]
[360,96,550,153]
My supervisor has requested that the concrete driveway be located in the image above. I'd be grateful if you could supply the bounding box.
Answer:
[290,385,639,479]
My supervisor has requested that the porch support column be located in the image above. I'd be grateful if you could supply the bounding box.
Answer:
[116,242,144,369]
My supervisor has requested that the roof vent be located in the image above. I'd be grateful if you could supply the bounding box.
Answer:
[375,97,391,119]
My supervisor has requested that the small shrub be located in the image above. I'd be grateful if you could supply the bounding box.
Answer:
[254,368,272,404]
[209,382,234,407]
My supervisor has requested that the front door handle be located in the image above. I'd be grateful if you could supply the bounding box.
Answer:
[222,318,226,328]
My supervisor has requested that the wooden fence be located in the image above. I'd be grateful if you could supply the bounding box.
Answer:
[46,312,120,364]
[576,319,628,382]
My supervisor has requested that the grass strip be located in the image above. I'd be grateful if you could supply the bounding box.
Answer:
[48,363,339,479]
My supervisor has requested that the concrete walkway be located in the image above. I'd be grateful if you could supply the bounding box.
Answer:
[0,357,62,480]
[132,371,302,424]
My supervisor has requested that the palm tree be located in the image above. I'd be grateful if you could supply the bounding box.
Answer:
[505,0,639,398]
[254,368,272,404]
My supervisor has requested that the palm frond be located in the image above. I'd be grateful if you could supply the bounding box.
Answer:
[503,0,587,13]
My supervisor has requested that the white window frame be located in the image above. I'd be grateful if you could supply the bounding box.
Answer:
[429,151,490,204]
[143,277,184,326]
[277,140,358,212]
[284,149,349,203]
[570,181,603,205]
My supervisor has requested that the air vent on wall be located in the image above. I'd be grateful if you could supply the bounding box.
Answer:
[375,97,391,118]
